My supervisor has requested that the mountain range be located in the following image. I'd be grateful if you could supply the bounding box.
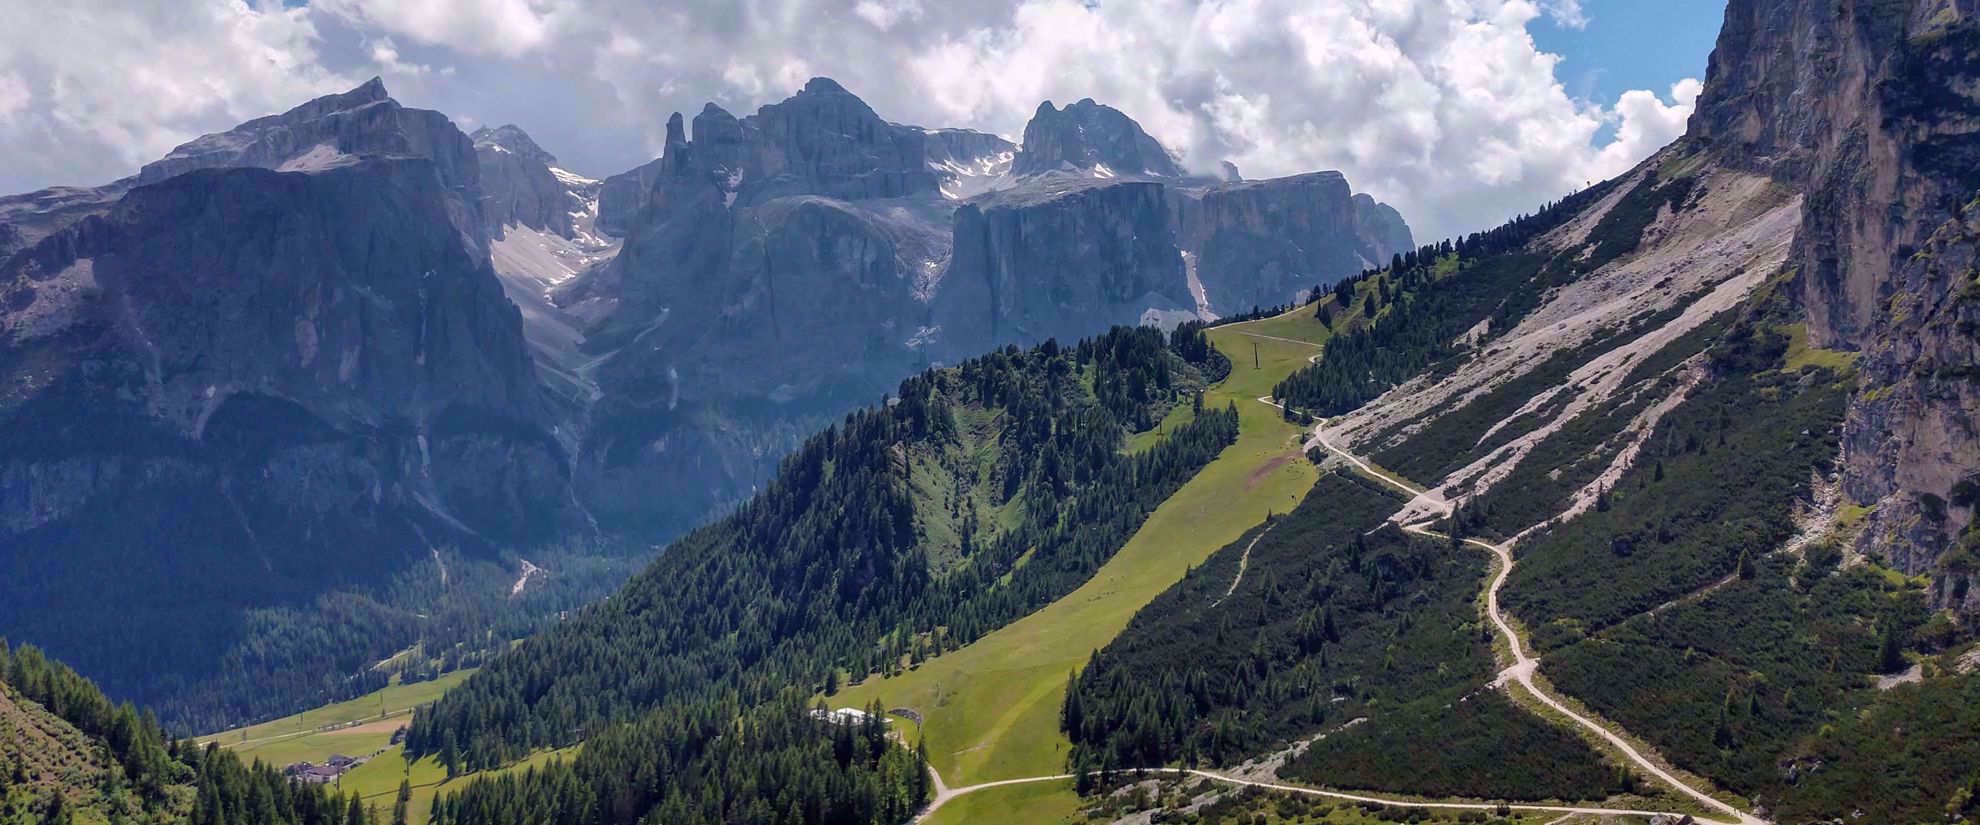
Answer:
[4,0,1980,823]
[0,72,1410,726]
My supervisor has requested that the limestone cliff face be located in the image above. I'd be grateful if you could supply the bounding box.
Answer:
[596,156,664,238]
[1352,193,1416,261]
[741,77,940,204]
[0,80,574,706]
[934,177,1191,358]
[474,124,576,238]
[0,77,488,260]
[562,82,959,533]
[1693,0,1980,604]
[1171,172,1413,314]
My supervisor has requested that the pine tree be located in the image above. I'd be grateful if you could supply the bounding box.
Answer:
[393,779,411,825]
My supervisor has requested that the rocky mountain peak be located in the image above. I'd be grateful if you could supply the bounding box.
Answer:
[132,77,487,250]
[472,124,559,167]
[801,76,850,95]
[1013,97,1184,178]
[664,112,687,151]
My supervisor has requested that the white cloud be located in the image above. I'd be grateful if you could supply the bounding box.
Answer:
[854,0,925,30]
[0,0,350,191]
[1538,0,1589,29]
[1580,78,1702,185]
[0,73,29,121]
[368,37,434,77]
[0,0,1707,242]
[314,0,568,58]
[889,0,1693,239]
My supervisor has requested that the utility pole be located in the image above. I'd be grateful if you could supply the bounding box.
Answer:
[1253,342,1260,369]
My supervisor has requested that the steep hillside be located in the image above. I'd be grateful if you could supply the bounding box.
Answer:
[1,640,375,825]
[1149,2,1980,820]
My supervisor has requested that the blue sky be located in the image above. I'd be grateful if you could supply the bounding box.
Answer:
[1536,0,1726,137]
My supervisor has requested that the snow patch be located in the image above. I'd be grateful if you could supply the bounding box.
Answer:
[549,166,598,187]
[931,150,1015,200]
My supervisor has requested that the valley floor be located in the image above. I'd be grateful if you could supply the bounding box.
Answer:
[195,670,574,819]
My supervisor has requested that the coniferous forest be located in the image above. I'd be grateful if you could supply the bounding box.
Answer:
[407,326,1239,772]
[1059,473,1621,802]
[430,696,926,825]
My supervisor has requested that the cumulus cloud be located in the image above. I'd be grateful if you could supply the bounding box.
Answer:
[0,0,351,191]
[0,0,1704,241]
[889,0,1697,239]
[368,37,438,77]
[1581,78,1703,184]
[313,0,569,58]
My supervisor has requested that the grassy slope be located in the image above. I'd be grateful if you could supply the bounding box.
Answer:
[1778,322,1858,372]
[197,670,476,768]
[194,669,572,818]
[336,743,581,820]
[835,309,1322,793]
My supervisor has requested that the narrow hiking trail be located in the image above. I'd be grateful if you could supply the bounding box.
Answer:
[1210,522,1277,608]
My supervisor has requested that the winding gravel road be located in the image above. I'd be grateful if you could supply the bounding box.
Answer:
[1305,422,1765,825]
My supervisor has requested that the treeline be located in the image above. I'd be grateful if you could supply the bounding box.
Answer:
[407,326,1240,772]
[0,639,375,825]
[431,696,925,825]
[1272,173,1635,417]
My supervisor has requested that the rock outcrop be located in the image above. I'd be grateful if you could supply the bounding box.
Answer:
[475,124,576,238]
[1172,172,1414,313]
[595,156,663,238]
[0,79,574,708]
[1353,193,1416,261]
[934,177,1193,356]
[1012,98,1185,178]
[1692,0,1980,605]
